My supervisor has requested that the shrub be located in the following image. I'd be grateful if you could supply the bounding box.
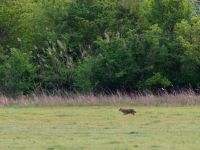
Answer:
[74,58,94,92]
[0,48,35,95]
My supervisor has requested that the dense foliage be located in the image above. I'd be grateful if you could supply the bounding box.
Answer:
[1,0,200,95]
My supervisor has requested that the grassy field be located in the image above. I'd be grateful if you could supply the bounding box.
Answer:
[0,106,200,150]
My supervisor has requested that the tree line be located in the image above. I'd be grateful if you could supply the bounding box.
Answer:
[0,0,200,96]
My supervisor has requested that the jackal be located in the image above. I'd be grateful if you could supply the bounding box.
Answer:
[119,108,136,115]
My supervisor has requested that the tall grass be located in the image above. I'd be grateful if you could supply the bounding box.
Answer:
[0,90,200,106]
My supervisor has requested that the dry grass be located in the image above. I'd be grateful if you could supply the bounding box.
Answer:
[1,90,200,106]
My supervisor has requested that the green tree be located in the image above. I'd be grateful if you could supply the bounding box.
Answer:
[175,16,200,87]
[142,0,192,33]
[91,35,138,92]
[0,48,35,95]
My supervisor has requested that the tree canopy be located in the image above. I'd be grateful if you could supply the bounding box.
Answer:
[0,0,200,96]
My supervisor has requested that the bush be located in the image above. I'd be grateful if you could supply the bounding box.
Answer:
[74,58,94,92]
[90,34,139,92]
[144,73,172,90]
[0,48,35,95]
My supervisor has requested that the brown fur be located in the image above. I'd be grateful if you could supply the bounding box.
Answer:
[119,108,136,115]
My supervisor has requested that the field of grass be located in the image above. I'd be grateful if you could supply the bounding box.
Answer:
[0,106,200,150]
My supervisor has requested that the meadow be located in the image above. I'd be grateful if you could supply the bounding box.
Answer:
[0,105,200,150]
[2,1,200,149]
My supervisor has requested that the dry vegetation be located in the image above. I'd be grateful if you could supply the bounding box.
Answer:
[1,91,200,106]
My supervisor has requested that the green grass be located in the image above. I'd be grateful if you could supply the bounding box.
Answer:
[0,106,200,150]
